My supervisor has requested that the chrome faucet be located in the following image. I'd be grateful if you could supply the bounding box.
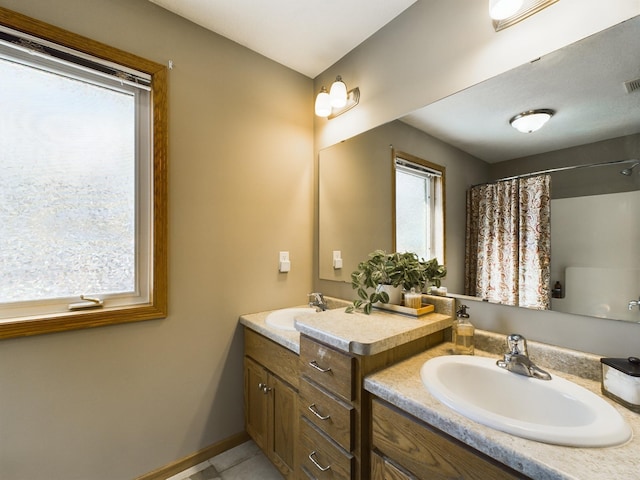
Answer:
[628,297,640,310]
[308,292,328,312]
[496,334,552,381]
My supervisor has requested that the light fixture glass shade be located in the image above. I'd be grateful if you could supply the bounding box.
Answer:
[329,75,348,108]
[489,0,524,20]
[510,109,554,133]
[315,86,332,117]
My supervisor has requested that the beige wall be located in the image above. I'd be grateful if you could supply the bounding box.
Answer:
[0,1,313,479]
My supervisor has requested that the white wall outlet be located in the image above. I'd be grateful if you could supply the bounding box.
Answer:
[279,251,291,273]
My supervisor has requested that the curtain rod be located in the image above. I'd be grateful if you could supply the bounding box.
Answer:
[474,158,639,186]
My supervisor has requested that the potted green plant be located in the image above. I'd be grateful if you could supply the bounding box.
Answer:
[422,257,447,290]
[346,250,446,314]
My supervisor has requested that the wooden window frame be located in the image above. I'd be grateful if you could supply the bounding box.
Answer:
[392,150,446,264]
[0,7,168,339]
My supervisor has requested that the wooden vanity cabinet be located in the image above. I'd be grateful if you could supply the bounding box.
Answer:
[244,328,299,479]
[298,332,445,480]
[298,336,356,479]
[371,398,531,480]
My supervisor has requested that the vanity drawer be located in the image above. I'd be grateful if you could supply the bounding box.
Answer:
[244,327,299,388]
[372,399,523,480]
[300,417,353,480]
[300,378,354,451]
[300,336,354,401]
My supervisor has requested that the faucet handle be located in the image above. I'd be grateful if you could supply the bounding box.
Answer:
[506,334,528,356]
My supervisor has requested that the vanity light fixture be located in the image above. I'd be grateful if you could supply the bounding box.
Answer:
[509,109,554,133]
[329,75,347,108]
[315,75,360,118]
[489,0,524,20]
[314,86,332,117]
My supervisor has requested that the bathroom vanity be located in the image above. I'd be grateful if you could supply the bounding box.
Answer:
[240,302,639,480]
[365,340,640,480]
[240,296,454,480]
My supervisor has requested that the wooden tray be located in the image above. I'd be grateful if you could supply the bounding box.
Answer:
[373,302,435,317]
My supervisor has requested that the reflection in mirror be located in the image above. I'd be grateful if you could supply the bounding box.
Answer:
[318,17,640,323]
[465,174,551,310]
[318,129,393,283]
[393,150,445,265]
[318,121,479,287]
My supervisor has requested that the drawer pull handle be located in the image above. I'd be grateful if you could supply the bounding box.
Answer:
[309,360,332,373]
[257,382,271,394]
[308,451,331,472]
[308,403,331,420]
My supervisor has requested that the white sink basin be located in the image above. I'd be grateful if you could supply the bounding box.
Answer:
[264,307,318,331]
[421,355,632,447]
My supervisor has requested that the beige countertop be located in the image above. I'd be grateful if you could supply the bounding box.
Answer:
[364,343,640,480]
[294,307,452,355]
[239,295,455,356]
[239,308,304,353]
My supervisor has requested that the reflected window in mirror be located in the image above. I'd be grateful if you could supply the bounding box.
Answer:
[393,151,445,264]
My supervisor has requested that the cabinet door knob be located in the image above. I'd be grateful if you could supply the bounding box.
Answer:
[308,451,331,472]
[257,382,266,390]
[308,403,331,420]
[308,360,332,373]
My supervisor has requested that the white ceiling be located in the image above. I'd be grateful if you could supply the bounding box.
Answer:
[401,16,640,163]
[147,0,417,78]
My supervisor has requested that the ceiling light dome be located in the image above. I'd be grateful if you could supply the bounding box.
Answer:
[489,0,524,20]
[510,109,555,133]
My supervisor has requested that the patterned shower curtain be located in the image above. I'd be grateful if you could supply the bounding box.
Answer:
[464,175,551,309]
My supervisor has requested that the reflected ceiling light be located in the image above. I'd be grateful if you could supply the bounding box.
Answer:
[489,0,524,20]
[315,75,360,119]
[491,0,559,31]
[509,109,554,133]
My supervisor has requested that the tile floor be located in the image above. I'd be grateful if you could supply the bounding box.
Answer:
[166,440,284,480]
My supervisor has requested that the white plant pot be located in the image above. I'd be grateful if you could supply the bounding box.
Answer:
[375,284,403,305]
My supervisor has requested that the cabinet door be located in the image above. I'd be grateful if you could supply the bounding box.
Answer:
[269,374,297,477]
[371,451,414,480]
[372,399,525,480]
[244,357,268,450]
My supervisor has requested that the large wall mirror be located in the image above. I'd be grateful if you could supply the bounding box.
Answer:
[318,16,640,323]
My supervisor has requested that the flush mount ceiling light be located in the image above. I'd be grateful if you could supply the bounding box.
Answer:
[489,0,524,20]
[315,75,360,118]
[490,0,559,31]
[509,109,555,133]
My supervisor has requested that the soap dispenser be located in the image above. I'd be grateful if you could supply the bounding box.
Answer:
[453,304,474,355]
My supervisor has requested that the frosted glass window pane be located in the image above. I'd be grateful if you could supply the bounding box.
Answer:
[396,171,430,259]
[0,59,136,303]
